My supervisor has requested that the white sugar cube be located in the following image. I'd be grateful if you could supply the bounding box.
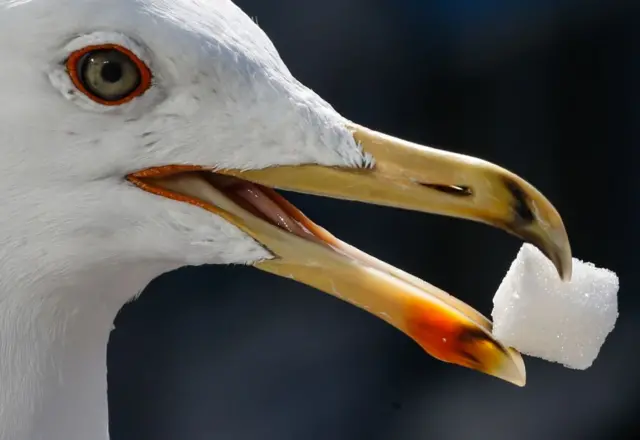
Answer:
[491,244,619,369]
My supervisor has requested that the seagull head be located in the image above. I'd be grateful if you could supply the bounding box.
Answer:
[0,0,572,386]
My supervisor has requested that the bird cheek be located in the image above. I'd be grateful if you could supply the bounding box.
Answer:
[153,90,202,118]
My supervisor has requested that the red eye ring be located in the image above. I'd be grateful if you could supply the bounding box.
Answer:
[65,44,152,106]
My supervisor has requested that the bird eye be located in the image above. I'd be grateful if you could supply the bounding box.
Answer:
[66,44,152,105]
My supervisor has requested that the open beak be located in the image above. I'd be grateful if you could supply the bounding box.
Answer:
[127,123,572,387]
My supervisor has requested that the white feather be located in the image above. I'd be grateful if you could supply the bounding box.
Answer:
[0,1,371,439]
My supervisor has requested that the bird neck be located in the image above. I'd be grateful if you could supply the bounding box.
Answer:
[0,261,174,440]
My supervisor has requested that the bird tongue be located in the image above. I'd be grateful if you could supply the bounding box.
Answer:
[144,170,323,244]
[203,173,316,241]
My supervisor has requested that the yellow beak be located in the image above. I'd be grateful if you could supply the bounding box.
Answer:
[128,123,572,387]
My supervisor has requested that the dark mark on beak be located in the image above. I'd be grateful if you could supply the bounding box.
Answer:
[503,177,535,225]
[500,177,567,280]
[459,326,509,355]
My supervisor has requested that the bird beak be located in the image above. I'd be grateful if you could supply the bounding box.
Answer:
[127,123,572,387]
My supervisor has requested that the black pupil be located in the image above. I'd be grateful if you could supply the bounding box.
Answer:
[101,61,123,83]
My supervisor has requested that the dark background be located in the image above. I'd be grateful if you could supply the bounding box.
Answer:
[108,1,638,439]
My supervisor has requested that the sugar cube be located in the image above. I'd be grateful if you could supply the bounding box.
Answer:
[491,244,619,370]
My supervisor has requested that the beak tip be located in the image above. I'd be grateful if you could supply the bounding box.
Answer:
[546,227,573,282]
[507,349,527,387]
[560,246,573,282]
[558,258,573,282]
[547,242,572,282]
[492,348,527,387]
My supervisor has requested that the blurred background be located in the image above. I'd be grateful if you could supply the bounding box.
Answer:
[108,1,638,439]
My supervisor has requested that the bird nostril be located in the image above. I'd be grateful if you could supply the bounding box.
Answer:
[419,183,473,197]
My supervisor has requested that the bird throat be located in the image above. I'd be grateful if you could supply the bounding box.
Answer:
[0,261,178,440]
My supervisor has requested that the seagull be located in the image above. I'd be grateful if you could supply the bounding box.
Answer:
[0,0,572,439]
